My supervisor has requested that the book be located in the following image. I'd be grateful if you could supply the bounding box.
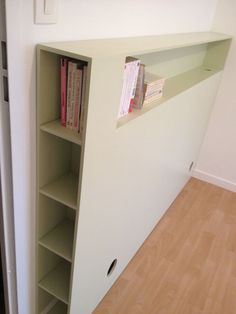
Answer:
[79,65,87,134]
[127,57,140,112]
[133,64,145,109]
[123,61,134,115]
[66,61,74,129]
[118,62,130,118]
[61,58,87,133]
[142,72,165,106]
[73,67,83,131]
[118,57,140,117]
[60,58,67,127]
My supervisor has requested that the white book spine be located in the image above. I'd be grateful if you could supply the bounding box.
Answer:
[130,60,140,108]
[118,59,141,117]
[123,62,133,115]
[118,63,130,118]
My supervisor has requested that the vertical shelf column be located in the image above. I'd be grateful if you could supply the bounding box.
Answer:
[36,47,90,314]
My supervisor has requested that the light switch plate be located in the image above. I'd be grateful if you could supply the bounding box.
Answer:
[44,0,55,15]
[35,0,58,24]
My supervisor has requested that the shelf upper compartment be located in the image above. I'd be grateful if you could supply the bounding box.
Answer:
[40,120,82,145]
[38,32,231,59]
[117,66,219,127]
[38,262,71,304]
[40,172,78,210]
[39,219,75,262]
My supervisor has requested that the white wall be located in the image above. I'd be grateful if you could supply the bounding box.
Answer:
[194,0,236,192]
[5,0,218,313]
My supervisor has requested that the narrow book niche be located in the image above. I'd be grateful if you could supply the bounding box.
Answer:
[61,58,87,133]
[118,57,165,118]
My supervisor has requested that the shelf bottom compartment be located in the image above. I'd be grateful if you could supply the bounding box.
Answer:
[48,301,67,314]
[38,261,71,304]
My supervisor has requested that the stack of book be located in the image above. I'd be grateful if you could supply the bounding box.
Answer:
[118,57,141,118]
[61,58,87,133]
[118,58,165,117]
[142,72,165,106]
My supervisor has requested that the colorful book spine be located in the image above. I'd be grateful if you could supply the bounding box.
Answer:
[118,58,140,117]
[134,64,145,109]
[123,62,133,116]
[129,60,140,112]
[70,63,77,130]
[60,58,67,127]
[79,66,87,134]
[66,61,74,129]
[73,68,83,131]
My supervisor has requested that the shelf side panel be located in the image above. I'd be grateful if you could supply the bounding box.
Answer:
[38,246,61,282]
[70,69,223,314]
[38,49,61,125]
[38,195,67,239]
[204,39,232,71]
[39,132,72,187]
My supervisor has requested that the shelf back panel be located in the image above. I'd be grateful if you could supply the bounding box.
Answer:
[135,43,207,79]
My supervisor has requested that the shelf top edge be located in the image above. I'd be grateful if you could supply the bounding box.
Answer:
[37,32,232,59]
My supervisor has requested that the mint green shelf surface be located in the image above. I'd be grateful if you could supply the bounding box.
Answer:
[39,219,75,262]
[40,120,82,146]
[40,172,78,210]
[48,301,67,314]
[38,262,71,304]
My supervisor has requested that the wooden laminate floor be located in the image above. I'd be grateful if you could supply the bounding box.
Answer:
[94,178,236,314]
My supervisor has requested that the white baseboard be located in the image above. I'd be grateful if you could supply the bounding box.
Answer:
[193,169,236,193]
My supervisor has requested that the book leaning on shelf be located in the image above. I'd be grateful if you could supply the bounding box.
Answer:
[118,57,141,118]
[60,58,87,133]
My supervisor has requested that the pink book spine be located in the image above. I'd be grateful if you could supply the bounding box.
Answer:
[61,58,67,127]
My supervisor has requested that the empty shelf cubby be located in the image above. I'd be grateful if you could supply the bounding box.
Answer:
[39,132,81,209]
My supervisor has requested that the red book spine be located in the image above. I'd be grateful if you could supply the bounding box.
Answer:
[61,58,67,127]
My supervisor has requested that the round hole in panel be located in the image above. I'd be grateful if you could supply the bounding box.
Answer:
[107,259,117,277]
[205,68,212,72]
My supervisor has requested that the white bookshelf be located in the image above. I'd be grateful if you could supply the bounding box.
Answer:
[36,32,231,314]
